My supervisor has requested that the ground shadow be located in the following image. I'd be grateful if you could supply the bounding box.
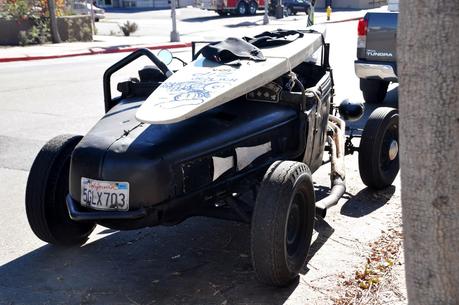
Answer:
[303,217,334,271]
[340,185,396,217]
[226,21,262,28]
[0,217,303,305]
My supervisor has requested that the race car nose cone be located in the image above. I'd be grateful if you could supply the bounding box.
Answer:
[338,99,364,121]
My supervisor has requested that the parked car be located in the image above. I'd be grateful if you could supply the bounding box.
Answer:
[355,4,398,104]
[25,34,399,287]
[270,0,311,16]
[73,2,105,21]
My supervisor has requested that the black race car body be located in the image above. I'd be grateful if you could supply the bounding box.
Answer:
[67,61,332,229]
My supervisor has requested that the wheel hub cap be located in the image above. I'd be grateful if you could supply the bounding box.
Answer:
[388,140,399,161]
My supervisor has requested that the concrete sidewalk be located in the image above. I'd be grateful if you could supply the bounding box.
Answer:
[0,8,374,63]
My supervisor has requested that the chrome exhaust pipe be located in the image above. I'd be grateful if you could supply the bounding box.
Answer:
[315,115,346,215]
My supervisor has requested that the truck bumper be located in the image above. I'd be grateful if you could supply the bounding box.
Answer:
[354,60,398,82]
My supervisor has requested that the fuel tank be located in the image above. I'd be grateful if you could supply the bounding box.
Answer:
[69,98,301,210]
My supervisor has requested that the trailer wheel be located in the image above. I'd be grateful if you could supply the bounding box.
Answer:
[236,1,247,15]
[247,1,257,15]
[25,135,95,246]
[360,79,389,104]
[359,107,399,189]
[251,161,315,286]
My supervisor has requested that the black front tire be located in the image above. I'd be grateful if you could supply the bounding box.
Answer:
[236,1,248,15]
[251,161,315,286]
[25,135,95,246]
[360,79,390,104]
[359,107,399,189]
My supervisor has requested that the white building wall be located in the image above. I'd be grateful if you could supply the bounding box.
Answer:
[136,0,153,7]
[153,0,169,7]
[178,0,194,7]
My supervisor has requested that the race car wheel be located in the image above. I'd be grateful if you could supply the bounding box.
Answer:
[247,1,257,15]
[25,135,95,246]
[359,107,399,189]
[251,161,315,286]
[360,79,390,104]
[236,1,247,15]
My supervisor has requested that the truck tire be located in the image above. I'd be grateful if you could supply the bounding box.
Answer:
[359,107,399,189]
[247,1,257,15]
[251,161,315,286]
[25,134,95,246]
[360,79,389,104]
[236,1,247,15]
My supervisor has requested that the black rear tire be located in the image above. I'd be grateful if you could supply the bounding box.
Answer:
[236,1,247,15]
[359,107,399,189]
[251,161,315,286]
[25,134,95,246]
[247,1,257,15]
[360,79,390,104]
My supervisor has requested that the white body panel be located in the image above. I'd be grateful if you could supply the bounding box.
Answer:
[136,29,324,124]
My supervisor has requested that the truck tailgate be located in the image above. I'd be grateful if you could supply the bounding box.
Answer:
[363,12,398,62]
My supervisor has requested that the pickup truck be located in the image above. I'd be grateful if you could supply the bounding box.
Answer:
[355,3,398,104]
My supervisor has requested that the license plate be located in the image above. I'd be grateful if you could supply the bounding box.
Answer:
[81,178,129,211]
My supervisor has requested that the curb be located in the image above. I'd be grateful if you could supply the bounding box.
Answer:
[0,42,192,63]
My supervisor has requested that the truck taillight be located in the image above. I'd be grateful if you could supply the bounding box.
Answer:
[357,18,368,36]
[357,18,368,50]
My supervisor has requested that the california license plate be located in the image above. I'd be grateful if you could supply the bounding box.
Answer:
[81,178,129,211]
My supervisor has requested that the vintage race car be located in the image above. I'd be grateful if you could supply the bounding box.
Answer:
[25,38,399,286]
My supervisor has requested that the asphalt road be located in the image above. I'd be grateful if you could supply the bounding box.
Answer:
[0,20,400,305]
[95,7,337,42]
